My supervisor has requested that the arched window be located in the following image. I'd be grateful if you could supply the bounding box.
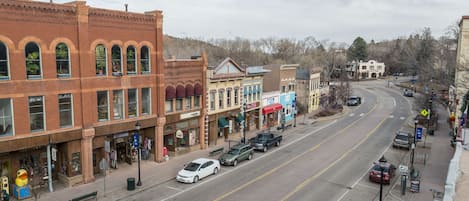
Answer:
[0,42,9,80]
[95,44,107,76]
[140,46,150,74]
[56,43,70,78]
[25,42,41,79]
[111,45,122,75]
[126,46,136,75]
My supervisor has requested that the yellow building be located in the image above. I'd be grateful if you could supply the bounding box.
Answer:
[206,58,245,146]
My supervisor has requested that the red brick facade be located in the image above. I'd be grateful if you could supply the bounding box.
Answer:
[0,0,165,186]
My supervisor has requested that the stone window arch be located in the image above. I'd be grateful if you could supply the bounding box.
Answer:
[25,42,42,79]
[56,42,70,78]
[111,45,122,75]
[95,44,107,76]
[126,46,137,75]
[0,41,9,80]
[140,46,150,74]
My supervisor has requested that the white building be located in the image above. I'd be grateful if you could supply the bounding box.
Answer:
[346,60,386,79]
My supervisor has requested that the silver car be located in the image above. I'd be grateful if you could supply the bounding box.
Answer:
[392,131,412,150]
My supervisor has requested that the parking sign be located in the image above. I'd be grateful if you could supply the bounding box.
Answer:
[133,133,139,147]
[416,127,423,141]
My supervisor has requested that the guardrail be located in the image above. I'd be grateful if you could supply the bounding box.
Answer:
[443,142,462,201]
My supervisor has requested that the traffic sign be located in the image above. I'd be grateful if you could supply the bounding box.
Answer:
[421,109,428,117]
[416,127,423,141]
[133,133,139,147]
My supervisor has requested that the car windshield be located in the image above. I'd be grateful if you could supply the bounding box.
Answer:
[372,164,389,172]
[396,134,408,140]
[349,97,358,100]
[227,149,240,155]
[184,162,201,171]
[256,134,270,141]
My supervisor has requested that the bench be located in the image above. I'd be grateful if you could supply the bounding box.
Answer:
[209,147,224,156]
[69,191,97,201]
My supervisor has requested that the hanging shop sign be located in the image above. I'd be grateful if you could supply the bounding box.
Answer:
[176,130,184,138]
[180,111,201,120]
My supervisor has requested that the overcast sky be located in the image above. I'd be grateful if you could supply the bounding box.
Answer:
[44,0,469,44]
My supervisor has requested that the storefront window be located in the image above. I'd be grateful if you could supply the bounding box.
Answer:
[71,152,81,176]
[176,99,183,111]
[142,88,151,115]
[185,97,192,110]
[59,93,73,127]
[165,99,173,113]
[219,90,224,109]
[29,96,45,132]
[234,88,239,105]
[113,90,124,120]
[194,96,200,108]
[210,91,215,110]
[97,91,109,121]
[128,88,138,117]
[0,98,13,136]
[226,89,231,107]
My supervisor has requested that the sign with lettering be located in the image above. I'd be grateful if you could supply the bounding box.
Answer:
[416,127,423,141]
[180,111,201,120]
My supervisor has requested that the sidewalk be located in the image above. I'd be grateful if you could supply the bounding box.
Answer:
[386,102,453,201]
[29,109,336,201]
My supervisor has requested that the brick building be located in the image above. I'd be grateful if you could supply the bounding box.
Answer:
[164,55,207,156]
[0,0,165,187]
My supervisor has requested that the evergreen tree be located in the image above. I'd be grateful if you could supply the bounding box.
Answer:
[347,37,368,61]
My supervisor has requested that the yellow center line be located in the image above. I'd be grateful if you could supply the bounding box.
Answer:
[280,106,389,201]
[213,101,378,201]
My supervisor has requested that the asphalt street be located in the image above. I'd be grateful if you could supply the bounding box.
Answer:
[123,80,414,201]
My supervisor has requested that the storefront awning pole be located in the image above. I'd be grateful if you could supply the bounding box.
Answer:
[47,138,54,192]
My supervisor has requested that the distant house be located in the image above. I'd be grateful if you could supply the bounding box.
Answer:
[346,60,386,80]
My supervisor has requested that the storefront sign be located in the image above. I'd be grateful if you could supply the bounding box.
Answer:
[51,147,57,161]
[113,132,129,139]
[104,140,111,153]
[180,111,201,120]
[176,130,183,138]
[246,102,259,110]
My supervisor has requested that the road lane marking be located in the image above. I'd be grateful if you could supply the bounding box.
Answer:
[389,115,394,118]
[165,185,183,192]
[349,113,355,117]
[400,117,405,120]
[214,102,379,201]
[281,108,388,201]
[161,120,338,201]
[360,113,364,117]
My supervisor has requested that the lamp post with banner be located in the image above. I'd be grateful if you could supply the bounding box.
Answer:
[134,122,142,186]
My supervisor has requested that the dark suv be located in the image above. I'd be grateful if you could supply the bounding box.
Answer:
[347,96,361,106]
[219,144,254,166]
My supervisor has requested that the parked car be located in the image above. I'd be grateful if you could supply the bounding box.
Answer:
[392,131,412,150]
[347,96,362,106]
[219,143,254,166]
[403,90,413,97]
[369,162,396,184]
[176,158,220,183]
[249,131,282,152]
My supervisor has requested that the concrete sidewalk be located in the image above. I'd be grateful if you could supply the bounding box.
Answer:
[385,102,453,201]
[27,108,341,201]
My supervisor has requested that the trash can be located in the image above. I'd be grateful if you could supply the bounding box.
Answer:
[127,177,135,191]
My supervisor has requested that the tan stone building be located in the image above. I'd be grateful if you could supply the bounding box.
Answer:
[296,67,322,114]
[0,1,165,187]
[164,55,207,156]
[206,58,245,145]
[242,66,270,135]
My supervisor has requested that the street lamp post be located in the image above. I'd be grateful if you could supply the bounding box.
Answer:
[411,118,418,171]
[243,102,247,144]
[379,156,387,201]
[135,121,142,186]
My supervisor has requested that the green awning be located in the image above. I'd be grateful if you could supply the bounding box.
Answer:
[235,113,244,123]
[218,117,229,128]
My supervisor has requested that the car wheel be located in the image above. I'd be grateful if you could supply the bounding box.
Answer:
[248,154,253,160]
[213,167,218,175]
[263,146,268,152]
[233,160,238,166]
[193,176,199,183]
[275,141,280,147]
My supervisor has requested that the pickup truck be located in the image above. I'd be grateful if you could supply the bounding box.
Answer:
[249,131,283,152]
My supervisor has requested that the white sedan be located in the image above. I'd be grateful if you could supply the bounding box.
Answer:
[176,158,220,183]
